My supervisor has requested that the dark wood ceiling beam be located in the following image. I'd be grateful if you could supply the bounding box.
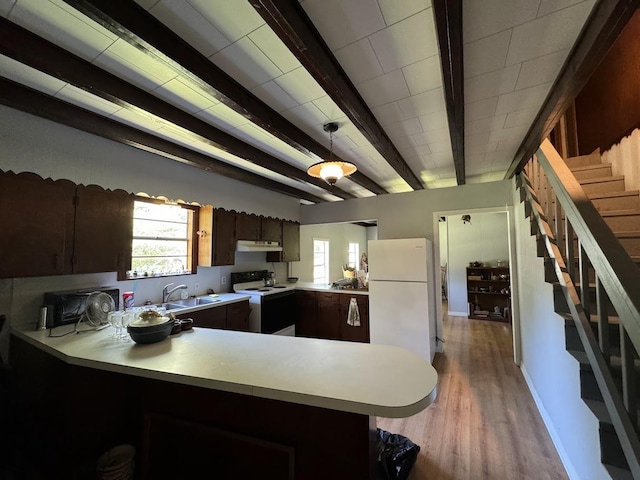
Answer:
[432,0,465,185]
[0,17,354,201]
[0,78,327,204]
[505,0,640,178]
[250,0,424,192]
[61,0,387,195]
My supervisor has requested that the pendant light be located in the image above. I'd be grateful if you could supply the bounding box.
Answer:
[307,122,357,186]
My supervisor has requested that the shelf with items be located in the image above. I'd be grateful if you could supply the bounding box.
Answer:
[466,266,511,322]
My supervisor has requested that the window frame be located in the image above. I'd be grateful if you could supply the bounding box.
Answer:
[348,242,359,270]
[313,238,330,284]
[123,197,199,280]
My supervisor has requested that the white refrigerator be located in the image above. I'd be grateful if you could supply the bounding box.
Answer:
[367,238,436,363]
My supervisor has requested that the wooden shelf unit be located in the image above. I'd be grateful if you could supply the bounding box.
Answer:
[466,266,511,322]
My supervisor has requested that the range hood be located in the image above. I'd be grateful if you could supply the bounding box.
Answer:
[236,240,283,252]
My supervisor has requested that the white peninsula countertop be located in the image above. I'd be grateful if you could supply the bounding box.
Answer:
[295,282,369,295]
[12,324,436,418]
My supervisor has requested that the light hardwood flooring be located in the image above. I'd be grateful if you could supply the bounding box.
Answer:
[377,307,568,480]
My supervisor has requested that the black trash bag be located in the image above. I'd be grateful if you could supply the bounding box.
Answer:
[376,428,420,480]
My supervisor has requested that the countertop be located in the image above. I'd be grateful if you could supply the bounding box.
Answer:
[12,324,437,418]
[294,282,369,295]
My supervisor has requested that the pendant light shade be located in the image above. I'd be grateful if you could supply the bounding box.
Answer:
[307,122,357,186]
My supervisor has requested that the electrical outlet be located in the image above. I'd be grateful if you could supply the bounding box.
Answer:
[221,276,227,285]
[194,282,200,291]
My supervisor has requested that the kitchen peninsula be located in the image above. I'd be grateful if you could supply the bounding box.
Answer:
[10,321,437,479]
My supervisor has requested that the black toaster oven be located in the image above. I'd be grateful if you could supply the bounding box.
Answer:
[42,287,120,328]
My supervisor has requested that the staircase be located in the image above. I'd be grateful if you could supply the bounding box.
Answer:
[519,141,640,479]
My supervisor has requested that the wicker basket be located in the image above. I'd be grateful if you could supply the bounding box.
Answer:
[342,269,356,278]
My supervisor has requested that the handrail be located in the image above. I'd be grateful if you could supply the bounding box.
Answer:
[520,169,640,477]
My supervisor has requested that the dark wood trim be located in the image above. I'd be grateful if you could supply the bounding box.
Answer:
[0,78,326,204]
[0,17,354,201]
[250,0,424,192]
[432,0,465,185]
[505,0,640,178]
[60,0,388,195]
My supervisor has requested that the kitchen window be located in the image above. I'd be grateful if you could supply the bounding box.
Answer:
[348,242,359,269]
[128,199,198,279]
[313,239,329,284]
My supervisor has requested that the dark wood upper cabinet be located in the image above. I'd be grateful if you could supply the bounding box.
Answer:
[198,207,236,267]
[72,186,133,274]
[266,219,299,263]
[260,217,282,243]
[235,211,261,241]
[0,171,75,278]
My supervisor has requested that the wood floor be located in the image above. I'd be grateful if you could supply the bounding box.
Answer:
[377,307,568,480]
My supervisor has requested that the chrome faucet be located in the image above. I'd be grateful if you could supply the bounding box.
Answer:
[162,283,188,303]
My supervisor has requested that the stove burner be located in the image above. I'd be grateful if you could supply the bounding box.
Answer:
[273,285,286,288]
[258,288,272,292]
[245,288,259,291]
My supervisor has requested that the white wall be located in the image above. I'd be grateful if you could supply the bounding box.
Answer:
[445,212,509,315]
[0,106,300,350]
[291,223,369,282]
[603,127,640,192]
[513,182,609,480]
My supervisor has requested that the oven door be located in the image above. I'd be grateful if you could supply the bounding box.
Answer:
[260,290,296,335]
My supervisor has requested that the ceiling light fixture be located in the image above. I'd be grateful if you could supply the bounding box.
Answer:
[307,122,357,186]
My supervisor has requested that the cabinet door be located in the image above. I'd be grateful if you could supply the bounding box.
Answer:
[226,301,250,332]
[179,307,226,329]
[235,212,261,241]
[261,217,282,243]
[282,221,300,262]
[0,172,75,278]
[73,187,133,274]
[315,292,340,340]
[295,291,317,338]
[339,295,369,343]
[213,208,236,266]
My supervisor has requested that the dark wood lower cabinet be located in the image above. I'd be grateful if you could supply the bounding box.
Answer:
[10,336,376,480]
[176,301,250,332]
[296,291,369,342]
[226,301,249,331]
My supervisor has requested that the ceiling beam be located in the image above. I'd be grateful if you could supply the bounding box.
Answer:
[61,0,387,195]
[505,0,640,178]
[0,78,327,204]
[250,0,425,192]
[0,17,355,201]
[432,0,465,185]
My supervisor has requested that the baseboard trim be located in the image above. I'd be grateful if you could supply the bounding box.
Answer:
[521,365,580,480]
[447,311,468,317]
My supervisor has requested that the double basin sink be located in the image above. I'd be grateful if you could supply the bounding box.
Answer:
[155,296,221,312]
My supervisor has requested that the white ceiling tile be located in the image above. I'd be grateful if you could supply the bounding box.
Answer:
[110,107,167,132]
[248,24,300,74]
[187,0,265,43]
[464,64,521,103]
[412,127,449,146]
[373,102,406,125]
[312,96,346,122]
[154,77,218,113]
[146,0,229,57]
[402,54,442,95]
[55,84,121,116]
[487,125,528,144]
[465,115,507,135]
[504,107,538,128]
[397,87,445,119]
[369,9,438,73]
[398,142,432,158]
[10,0,116,61]
[384,118,423,140]
[463,0,539,43]
[332,135,359,151]
[495,82,552,115]
[334,38,384,85]
[465,97,498,121]
[506,2,594,65]
[0,54,65,95]
[196,103,251,130]
[357,69,410,108]
[300,0,386,50]
[495,140,520,153]
[95,39,178,91]
[274,67,327,104]
[418,110,449,132]
[378,0,431,26]
[0,0,16,16]
[515,49,569,90]
[211,37,282,90]
[348,130,374,148]
[250,81,299,112]
[465,131,491,147]
[538,0,595,18]
[281,102,329,127]
[464,30,511,78]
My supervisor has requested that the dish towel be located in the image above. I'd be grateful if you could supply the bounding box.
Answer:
[347,298,360,327]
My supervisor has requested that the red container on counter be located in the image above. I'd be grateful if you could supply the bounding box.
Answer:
[122,291,135,310]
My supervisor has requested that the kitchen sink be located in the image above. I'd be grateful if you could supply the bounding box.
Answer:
[165,297,221,309]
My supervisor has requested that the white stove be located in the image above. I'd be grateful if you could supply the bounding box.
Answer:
[231,271,297,336]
